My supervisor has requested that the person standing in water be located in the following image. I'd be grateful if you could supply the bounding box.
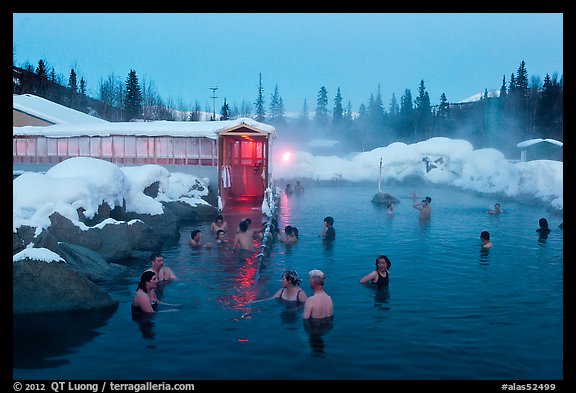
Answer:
[537,217,551,241]
[210,214,228,233]
[360,255,392,289]
[294,180,304,194]
[303,270,334,320]
[321,216,336,241]
[387,203,394,215]
[413,199,431,219]
[252,270,308,304]
[480,231,492,249]
[146,252,177,281]
[233,220,255,251]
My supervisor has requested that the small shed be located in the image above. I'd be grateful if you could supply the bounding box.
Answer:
[516,138,563,162]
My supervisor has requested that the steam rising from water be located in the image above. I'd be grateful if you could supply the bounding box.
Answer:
[271,136,562,212]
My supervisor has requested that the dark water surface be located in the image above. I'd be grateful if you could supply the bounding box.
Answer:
[13,183,564,380]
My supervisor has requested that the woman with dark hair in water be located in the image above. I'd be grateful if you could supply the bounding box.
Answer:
[132,271,181,314]
[360,255,392,289]
[251,270,308,304]
[131,271,160,314]
[537,217,551,240]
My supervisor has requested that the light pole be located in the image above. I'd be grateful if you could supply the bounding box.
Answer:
[209,86,218,121]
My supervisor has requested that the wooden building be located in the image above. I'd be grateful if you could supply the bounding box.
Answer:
[13,118,276,211]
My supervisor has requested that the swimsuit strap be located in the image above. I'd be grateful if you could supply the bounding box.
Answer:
[296,289,303,302]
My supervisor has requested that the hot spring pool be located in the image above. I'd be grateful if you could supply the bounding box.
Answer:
[13,182,564,381]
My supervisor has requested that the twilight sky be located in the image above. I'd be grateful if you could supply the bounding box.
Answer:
[12,13,563,114]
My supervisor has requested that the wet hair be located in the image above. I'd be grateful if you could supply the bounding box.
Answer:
[324,216,334,226]
[425,196,431,203]
[284,225,293,235]
[243,218,252,225]
[538,218,549,228]
[191,229,201,239]
[309,269,326,286]
[375,255,391,270]
[239,220,248,232]
[282,270,302,286]
[215,214,224,223]
[292,227,299,238]
[216,229,225,237]
[149,252,162,262]
[480,231,490,241]
[137,271,156,293]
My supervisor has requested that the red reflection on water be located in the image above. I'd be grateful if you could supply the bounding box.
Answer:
[215,252,261,313]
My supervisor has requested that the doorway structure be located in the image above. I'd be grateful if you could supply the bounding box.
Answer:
[218,122,275,212]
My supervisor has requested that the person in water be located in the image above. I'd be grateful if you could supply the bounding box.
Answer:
[146,252,177,281]
[321,216,336,241]
[210,214,228,233]
[537,217,551,240]
[413,199,431,219]
[480,231,493,249]
[215,229,227,245]
[189,229,212,248]
[132,271,159,313]
[132,271,181,314]
[387,202,394,215]
[360,255,392,289]
[488,203,503,214]
[281,225,299,245]
[252,270,308,304]
[233,220,255,251]
[303,269,334,320]
[294,180,304,193]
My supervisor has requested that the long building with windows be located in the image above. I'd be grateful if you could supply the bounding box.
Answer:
[14,117,277,212]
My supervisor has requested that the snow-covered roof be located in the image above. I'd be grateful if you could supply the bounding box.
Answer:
[13,117,276,139]
[516,138,563,148]
[458,90,500,103]
[13,94,109,125]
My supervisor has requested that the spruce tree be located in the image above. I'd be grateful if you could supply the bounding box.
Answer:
[332,87,343,124]
[79,77,87,112]
[35,59,48,97]
[399,89,414,140]
[415,80,432,140]
[124,69,142,121]
[268,83,285,124]
[499,75,507,98]
[220,98,230,120]
[315,86,329,126]
[254,73,266,122]
[68,68,78,108]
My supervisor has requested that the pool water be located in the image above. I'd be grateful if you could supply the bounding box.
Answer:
[13,182,564,380]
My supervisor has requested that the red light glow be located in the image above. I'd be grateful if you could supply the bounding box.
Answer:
[282,151,292,162]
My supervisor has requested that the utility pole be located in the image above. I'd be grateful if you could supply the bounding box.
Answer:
[209,86,218,121]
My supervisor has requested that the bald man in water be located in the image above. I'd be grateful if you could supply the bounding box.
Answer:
[303,269,333,320]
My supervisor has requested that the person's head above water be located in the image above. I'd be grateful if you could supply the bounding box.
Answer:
[309,269,326,286]
[375,255,391,270]
[282,270,302,286]
[539,217,549,228]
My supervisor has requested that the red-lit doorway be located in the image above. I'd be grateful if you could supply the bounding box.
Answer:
[218,126,270,212]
